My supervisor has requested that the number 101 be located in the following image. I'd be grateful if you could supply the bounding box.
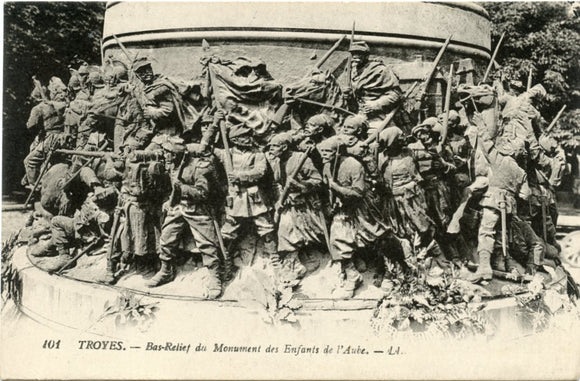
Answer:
[42,339,61,349]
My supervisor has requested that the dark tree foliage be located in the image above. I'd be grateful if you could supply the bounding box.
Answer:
[483,2,580,127]
[3,2,105,194]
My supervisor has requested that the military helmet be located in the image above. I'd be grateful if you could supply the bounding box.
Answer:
[349,41,370,54]
[68,74,82,92]
[132,57,153,72]
[77,63,90,76]
[161,136,186,153]
[88,71,106,89]
[183,82,202,96]
[379,126,404,147]
[343,114,368,131]
[267,132,293,147]
[48,76,68,99]
[307,114,334,129]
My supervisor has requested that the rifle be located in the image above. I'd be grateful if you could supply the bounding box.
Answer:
[112,34,151,112]
[544,105,567,134]
[328,143,342,208]
[363,80,420,145]
[53,237,104,275]
[165,151,188,215]
[24,141,59,208]
[112,34,136,68]
[217,116,240,196]
[62,142,109,190]
[55,149,114,158]
[438,63,454,152]
[106,196,124,283]
[480,32,505,84]
[314,35,347,70]
[290,96,355,116]
[209,208,233,281]
[527,68,533,91]
[346,22,355,91]
[414,35,453,112]
[274,146,315,223]
[499,194,508,258]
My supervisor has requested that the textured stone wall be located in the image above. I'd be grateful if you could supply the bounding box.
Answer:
[103,2,491,84]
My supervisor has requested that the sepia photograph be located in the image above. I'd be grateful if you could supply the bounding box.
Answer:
[1,1,580,379]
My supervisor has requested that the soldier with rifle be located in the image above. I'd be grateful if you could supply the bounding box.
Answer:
[343,41,403,136]
[377,127,446,270]
[23,77,69,188]
[318,135,389,298]
[101,143,169,283]
[196,122,279,273]
[267,132,325,285]
[470,128,531,283]
[145,139,224,298]
[290,113,336,172]
[408,118,455,238]
[128,57,182,137]
[29,191,112,273]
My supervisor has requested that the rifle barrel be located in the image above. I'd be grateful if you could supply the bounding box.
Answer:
[293,97,355,115]
[545,105,567,133]
[415,35,453,108]
[112,34,134,65]
[315,35,347,69]
[278,147,314,207]
[55,149,108,158]
[364,80,419,145]
[439,63,454,149]
[481,32,505,84]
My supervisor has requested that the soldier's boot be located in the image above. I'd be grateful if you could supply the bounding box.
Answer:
[204,264,223,300]
[491,252,506,272]
[101,258,118,285]
[332,259,362,299]
[469,250,493,283]
[146,260,175,288]
[504,255,521,279]
[380,257,395,293]
[134,255,156,274]
[263,234,281,274]
[29,240,57,257]
[428,242,451,270]
[47,247,77,273]
[285,251,307,280]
